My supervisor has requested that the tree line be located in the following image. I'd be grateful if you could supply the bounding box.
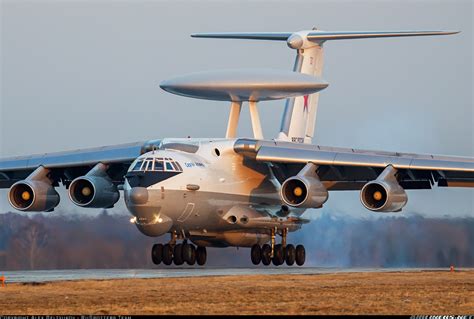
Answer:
[0,210,472,270]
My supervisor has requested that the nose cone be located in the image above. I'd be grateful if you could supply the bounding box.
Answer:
[128,187,149,205]
[287,34,304,49]
[135,213,173,237]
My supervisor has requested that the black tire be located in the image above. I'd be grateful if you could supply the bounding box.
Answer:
[151,243,163,265]
[250,244,262,265]
[162,244,173,265]
[173,244,184,265]
[185,244,196,265]
[272,244,284,266]
[285,244,296,266]
[182,243,193,264]
[295,244,306,266]
[261,244,272,266]
[196,246,207,266]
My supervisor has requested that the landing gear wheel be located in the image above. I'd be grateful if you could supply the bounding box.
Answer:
[261,244,272,266]
[285,244,296,266]
[182,243,192,264]
[196,246,207,266]
[250,244,262,265]
[173,243,184,265]
[272,244,284,266]
[151,243,163,265]
[295,244,306,266]
[184,244,196,265]
[189,246,196,265]
[162,244,173,265]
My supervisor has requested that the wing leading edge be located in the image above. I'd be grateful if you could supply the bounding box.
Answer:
[0,140,162,188]
[234,139,474,190]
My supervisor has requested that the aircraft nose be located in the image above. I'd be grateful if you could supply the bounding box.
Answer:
[128,187,149,205]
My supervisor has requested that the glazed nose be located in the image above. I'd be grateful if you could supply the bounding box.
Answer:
[128,187,149,204]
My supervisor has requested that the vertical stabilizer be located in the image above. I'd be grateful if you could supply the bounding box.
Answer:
[278,30,324,144]
[192,29,459,144]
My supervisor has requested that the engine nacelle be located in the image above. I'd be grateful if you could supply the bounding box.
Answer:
[280,163,328,208]
[360,165,407,212]
[68,163,119,208]
[8,167,59,212]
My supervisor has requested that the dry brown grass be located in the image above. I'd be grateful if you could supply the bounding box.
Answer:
[0,270,473,315]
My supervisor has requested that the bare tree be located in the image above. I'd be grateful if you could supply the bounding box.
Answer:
[8,222,48,270]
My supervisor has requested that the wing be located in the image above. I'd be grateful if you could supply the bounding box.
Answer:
[0,140,162,188]
[234,139,474,190]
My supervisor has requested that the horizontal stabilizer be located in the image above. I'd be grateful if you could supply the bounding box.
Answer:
[192,30,459,47]
[306,30,459,41]
[191,32,292,41]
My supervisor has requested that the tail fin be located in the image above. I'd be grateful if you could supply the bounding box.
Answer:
[192,29,459,143]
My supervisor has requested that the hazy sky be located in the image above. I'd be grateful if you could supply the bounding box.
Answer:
[0,0,472,217]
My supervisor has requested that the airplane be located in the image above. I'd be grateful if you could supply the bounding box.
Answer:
[1,29,473,267]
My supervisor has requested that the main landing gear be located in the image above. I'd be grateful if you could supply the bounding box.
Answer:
[151,232,207,266]
[251,227,306,266]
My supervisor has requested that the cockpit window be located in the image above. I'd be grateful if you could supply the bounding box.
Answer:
[170,162,179,171]
[174,162,183,171]
[132,160,144,171]
[154,159,164,171]
[132,157,183,172]
[144,161,152,171]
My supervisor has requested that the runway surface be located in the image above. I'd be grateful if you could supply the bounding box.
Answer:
[1,267,462,283]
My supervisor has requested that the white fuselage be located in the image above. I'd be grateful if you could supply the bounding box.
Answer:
[123,138,289,239]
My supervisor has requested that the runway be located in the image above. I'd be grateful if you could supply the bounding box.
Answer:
[1,267,462,283]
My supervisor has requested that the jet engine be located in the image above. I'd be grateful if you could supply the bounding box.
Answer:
[360,165,407,212]
[8,166,60,212]
[280,163,328,208]
[68,163,119,208]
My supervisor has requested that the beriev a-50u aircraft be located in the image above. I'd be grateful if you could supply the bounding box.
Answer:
[1,29,473,267]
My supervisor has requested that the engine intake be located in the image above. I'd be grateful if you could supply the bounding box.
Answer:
[360,165,407,212]
[68,163,119,208]
[8,167,59,212]
[280,163,328,208]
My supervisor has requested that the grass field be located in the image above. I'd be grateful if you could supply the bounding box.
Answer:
[1,270,473,315]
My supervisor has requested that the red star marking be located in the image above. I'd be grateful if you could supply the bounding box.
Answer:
[303,95,309,112]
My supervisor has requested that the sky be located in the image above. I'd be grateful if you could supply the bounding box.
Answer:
[0,0,473,217]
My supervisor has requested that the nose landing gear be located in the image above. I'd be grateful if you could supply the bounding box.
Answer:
[250,227,306,266]
[151,232,207,266]
[151,243,163,264]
